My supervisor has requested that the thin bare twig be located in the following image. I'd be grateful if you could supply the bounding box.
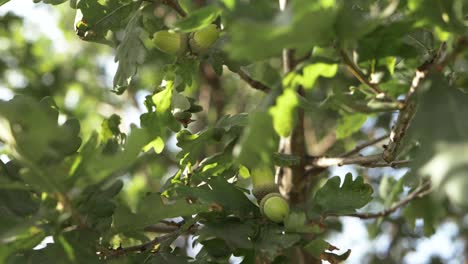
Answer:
[161,0,187,17]
[144,224,180,233]
[340,180,432,219]
[340,49,385,96]
[340,134,389,157]
[382,66,426,163]
[306,154,382,168]
[99,233,176,258]
[235,68,272,93]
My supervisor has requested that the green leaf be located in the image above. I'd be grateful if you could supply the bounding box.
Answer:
[357,21,420,62]
[176,177,256,217]
[113,9,146,94]
[403,193,446,236]
[225,0,337,60]
[336,113,367,139]
[284,63,338,90]
[335,0,392,43]
[146,253,193,264]
[312,173,373,215]
[114,193,210,232]
[269,89,299,137]
[254,225,301,261]
[175,5,222,32]
[143,136,165,154]
[198,217,255,249]
[407,0,467,32]
[153,82,174,113]
[378,176,405,207]
[284,211,321,234]
[176,128,224,165]
[0,231,46,263]
[236,112,278,169]
[304,239,329,258]
[0,0,10,7]
[78,128,150,182]
[216,113,249,130]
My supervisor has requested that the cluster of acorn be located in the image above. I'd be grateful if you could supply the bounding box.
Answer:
[154,26,290,223]
[152,24,220,56]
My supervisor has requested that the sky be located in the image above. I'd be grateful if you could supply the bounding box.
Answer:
[0,1,465,263]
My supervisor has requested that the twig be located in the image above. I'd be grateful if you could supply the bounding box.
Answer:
[369,159,412,168]
[341,181,432,219]
[306,154,382,168]
[382,41,452,162]
[235,68,272,93]
[99,233,176,258]
[294,51,312,66]
[340,134,389,157]
[144,224,180,233]
[437,37,467,69]
[305,154,411,170]
[382,70,423,162]
[144,221,198,234]
[340,49,385,96]
[161,0,187,17]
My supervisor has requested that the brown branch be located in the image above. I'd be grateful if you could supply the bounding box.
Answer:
[161,0,187,17]
[382,71,423,162]
[144,224,180,233]
[340,181,432,219]
[235,68,272,93]
[306,154,382,168]
[340,49,385,96]
[99,233,176,258]
[340,134,389,157]
[277,51,308,202]
[305,153,411,171]
[383,40,466,162]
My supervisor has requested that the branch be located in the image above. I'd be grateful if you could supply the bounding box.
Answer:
[161,0,187,17]
[235,68,272,93]
[340,134,389,157]
[306,154,381,168]
[383,40,466,162]
[382,70,424,162]
[98,233,176,259]
[341,180,432,219]
[340,49,385,96]
[144,221,198,234]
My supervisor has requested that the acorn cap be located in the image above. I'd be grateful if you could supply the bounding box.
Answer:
[260,193,290,223]
[252,184,279,201]
[153,30,187,55]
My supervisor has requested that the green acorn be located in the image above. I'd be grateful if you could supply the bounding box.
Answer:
[153,30,187,55]
[260,193,290,223]
[189,24,220,54]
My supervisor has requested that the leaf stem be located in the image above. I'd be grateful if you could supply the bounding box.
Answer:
[161,0,187,17]
[235,68,272,93]
[339,49,386,96]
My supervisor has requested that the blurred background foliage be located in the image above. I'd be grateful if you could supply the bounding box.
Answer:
[0,0,467,263]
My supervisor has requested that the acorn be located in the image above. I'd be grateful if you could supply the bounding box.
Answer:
[260,193,290,223]
[251,165,278,200]
[189,24,220,54]
[153,30,187,55]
